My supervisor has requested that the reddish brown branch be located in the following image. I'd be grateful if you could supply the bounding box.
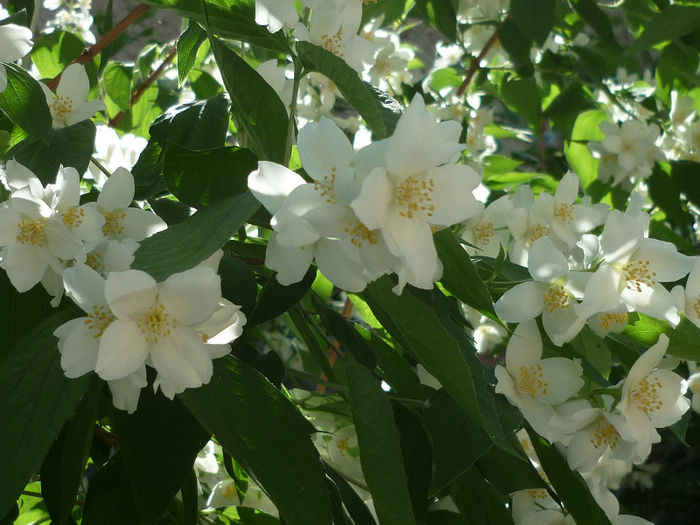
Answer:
[108,46,177,127]
[456,24,502,97]
[47,4,151,91]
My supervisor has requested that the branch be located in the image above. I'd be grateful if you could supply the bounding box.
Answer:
[46,4,151,91]
[108,46,177,127]
[456,24,502,97]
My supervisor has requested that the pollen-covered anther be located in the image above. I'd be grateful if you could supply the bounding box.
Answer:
[693,296,700,320]
[345,220,378,248]
[102,209,127,236]
[84,305,116,338]
[525,224,549,244]
[623,259,656,292]
[16,220,47,246]
[599,312,628,330]
[543,284,570,313]
[336,437,349,454]
[62,206,85,230]
[313,167,337,203]
[516,363,548,397]
[52,95,74,121]
[590,417,621,450]
[321,28,344,58]
[137,304,177,345]
[554,202,574,223]
[631,376,664,414]
[474,221,496,244]
[396,176,435,220]
[85,251,103,272]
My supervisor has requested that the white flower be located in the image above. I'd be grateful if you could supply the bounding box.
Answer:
[89,126,147,186]
[494,320,584,442]
[617,334,690,461]
[94,267,242,398]
[255,0,298,33]
[671,257,700,328]
[351,95,481,290]
[461,195,512,257]
[40,63,105,128]
[86,167,166,241]
[0,23,33,92]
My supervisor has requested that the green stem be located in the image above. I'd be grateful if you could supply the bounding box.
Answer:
[283,61,304,167]
[90,156,112,178]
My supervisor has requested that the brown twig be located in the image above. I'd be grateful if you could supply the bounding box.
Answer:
[456,24,503,97]
[46,4,151,91]
[108,46,177,127]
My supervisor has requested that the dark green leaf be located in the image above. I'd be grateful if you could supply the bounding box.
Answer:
[181,470,199,525]
[623,313,700,361]
[435,229,496,317]
[8,120,96,184]
[249,268,317,326]
[111,388,209,524]
[571,0,618,47]
[132,192,260,281]
[209,36,288,163]
[297,42,388,139]
[40,376,101,525]
[346,354,417,525]
[368,334,426,399]
[132,139,166,200]
[0,307,91,518]
[82,455,140,525]
[0,62,53,143]
[670,160,700,210]
[31,31,86,79]
[413,0,458,41]
[6,0,33,23]
[525,425,612,525]
[475,446,546,495]
[511,0,556,46]
[648,163,692,236]
[102,62,133,111]
[163,143,257,207]
[180,356,333,525]
[177,21,207,86]
[499,76,542,127]
[323,464,377,525]
[452,468,513,525]
[142,0,290,53]
[425,389,492,494]
[497,18,533,77]
[631,5,700,51]
[219,253,258,318]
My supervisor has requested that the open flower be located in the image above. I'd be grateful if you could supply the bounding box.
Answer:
[40,63,105,128]
[0,23,34,92]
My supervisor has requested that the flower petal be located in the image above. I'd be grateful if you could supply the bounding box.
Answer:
[159,266,221,326]
[105,270,157,319]
[95,320,150,380]
[248,161,305,214]
[494,281,544,323]
[150,326,213,393]
[97,167,135,210]
[505,320,542,372]
[63,263,107,312]
[528,237,568,282]
[350,167,393,230]
[298,117,354,181]
[426,165,481,226]
[4,242,49,292]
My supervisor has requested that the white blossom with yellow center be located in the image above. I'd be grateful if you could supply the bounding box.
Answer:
[494,320,584,443]
[40,63,105,128]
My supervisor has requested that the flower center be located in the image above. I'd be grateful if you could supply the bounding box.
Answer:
[630,375,664,414]
[623,259,656,292]
[16,220,47,246]
[85,251,103,272]
[84,305,116,338]
[137,304,177,344]
[102,209,126,236]
[313,167,337,204]
[336,437,349,454]
[554,202,573,223]
[52,95,74,122]
[599,311,628,331]
[474,221,495,244]
[62,206,85,230]
[344,219,378,248]
[543,284,570,313]
[396,176,435,220]
[525,223,549,244]
[516,364,548,397]
[590,417,620,450]
[321,28,344,58]
[527,488,549,500]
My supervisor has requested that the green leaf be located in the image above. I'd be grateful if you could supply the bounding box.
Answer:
[180,356,333,525]
[497,17,533,77]
[0,63,53,143]
[499,76,541,127]
[132,192,259,281]
[102,62,133,111]
[297,42,389,139]
[111,388,210,524]
[565,109,607,190]
[424,389,492,494]
[323,464,377,525]
[475,446,546,495]
[525,425,613,525]
[452,469,513,525]
[248,269,317,326]
[631,5,700,51]
[346,354,417,525]
[670,160,700,210]
[82,455,140,525]
[412,0,457,41]
[209,36,288,163]
[511,0,556,46]
[362,277,484,432]
[164,143,257,208]
[429,68,462,93]
[571,0,618,48]
[8,120,96,185]
[31,31,86,79]
[219,253,258,318]
[435,230,496,317]
[177,21,207,86]
[648,163,692,235]
[0,307,91,519]
[40,376,101,525]
[142,0,289,53]
[623,313,700,361]
[180,470,199,525]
